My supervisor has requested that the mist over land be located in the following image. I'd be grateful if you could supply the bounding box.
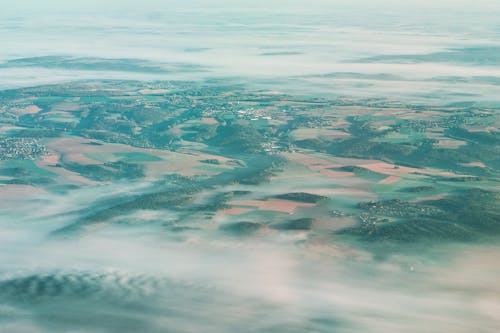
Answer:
[0,1,499,332]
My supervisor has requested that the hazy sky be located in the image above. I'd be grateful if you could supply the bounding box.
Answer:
[2,0,500,12]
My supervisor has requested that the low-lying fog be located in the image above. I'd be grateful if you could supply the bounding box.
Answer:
[1,184,499,332]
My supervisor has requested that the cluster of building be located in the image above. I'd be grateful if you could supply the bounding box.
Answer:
[359,199,442,218]
[402,113,473,133]
[0,137,47,160]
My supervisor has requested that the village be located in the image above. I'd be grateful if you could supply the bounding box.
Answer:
[0,137,47,160]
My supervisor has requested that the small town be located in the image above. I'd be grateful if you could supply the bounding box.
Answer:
[0,137,47,160]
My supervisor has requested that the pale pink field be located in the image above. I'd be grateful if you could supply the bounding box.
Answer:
[318,169,354,178]
[35,159,99,185]
[285,152,376,170]
[53,102,80,111]
[145,151,234,177]
[218,207,253,216]
[469,126,498,133]
[312,216,357,232]
[48,137,136,154]
[48,137,237,179]
[284,153,332,168]
[459,161,486,168]
[372,108,407,117]
[41,153,60,165]
[44,111,74,117]
[378,175,401,185]
[138,89,170,95]
[62,153,101,165]
[273,171,371,190]
[0,126,25,134]
[201,117,218,125]
[357,161,419,176]
[230,199,315,213]
[308,163,344,171]
[290,128,350,141]
[329,120,350,127]
[37,152,96,185]
[435,139,467,148]
[425,128,445,139]
[398,111,444,119]
[280,156,344,172]
[371,120,396,127]
[356,161,459,177]
[50,137,178,163]
[485,126,499,132]
[412,194,447,203]
[300,238,370,259]
[11,105,41,115]
[0,184,47,199]
[197,153,232,164]
[144,158,204,177]
[300,187,376,199]
[49,137,174,157]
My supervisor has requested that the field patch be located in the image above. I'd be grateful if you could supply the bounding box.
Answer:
[114,152,163,162]
[230,199,316,214]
